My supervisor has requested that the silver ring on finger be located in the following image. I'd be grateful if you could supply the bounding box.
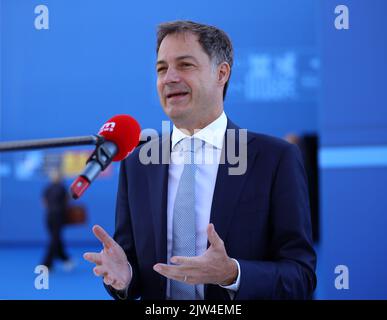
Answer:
[183,275,187,282]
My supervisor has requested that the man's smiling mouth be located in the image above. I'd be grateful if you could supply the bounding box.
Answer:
[166,91,190,99]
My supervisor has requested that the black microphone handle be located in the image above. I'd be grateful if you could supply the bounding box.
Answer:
[69,141,118,199]
[0,135,104,152]
[81,141,118,183]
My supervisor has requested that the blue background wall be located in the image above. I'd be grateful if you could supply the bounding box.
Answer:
[318,0,387,299]
[1,0,386,299]
[0,0,319,244]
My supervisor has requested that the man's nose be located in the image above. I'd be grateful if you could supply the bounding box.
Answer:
[163,67,181,84]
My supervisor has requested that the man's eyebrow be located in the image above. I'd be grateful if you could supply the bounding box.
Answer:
[156,55,198,66]
[175,55,198,62]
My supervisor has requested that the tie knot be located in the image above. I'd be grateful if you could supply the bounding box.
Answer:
[179,138,203,153]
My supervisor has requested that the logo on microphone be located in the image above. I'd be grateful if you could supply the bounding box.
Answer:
[99,122,116,133]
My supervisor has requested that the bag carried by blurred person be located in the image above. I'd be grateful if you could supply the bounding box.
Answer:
[66,205,87,224]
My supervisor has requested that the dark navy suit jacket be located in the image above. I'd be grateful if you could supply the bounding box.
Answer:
[106,120,317,300]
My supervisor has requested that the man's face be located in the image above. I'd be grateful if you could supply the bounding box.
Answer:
[156,32,220,129]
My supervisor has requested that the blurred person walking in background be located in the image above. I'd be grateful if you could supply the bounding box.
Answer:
[41,169,74,271]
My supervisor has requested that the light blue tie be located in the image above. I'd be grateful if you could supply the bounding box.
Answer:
[170,138,200,300]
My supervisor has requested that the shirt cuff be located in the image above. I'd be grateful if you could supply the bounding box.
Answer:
[115,262,133,300]
[219,258,241,292]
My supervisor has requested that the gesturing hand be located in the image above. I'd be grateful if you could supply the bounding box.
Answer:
[153,223,238,286]
[83,225,131,291]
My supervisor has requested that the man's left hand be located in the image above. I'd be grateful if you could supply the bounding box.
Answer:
[153,223,238,286]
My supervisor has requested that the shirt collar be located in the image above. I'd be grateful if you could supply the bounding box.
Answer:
[171,111,228,151]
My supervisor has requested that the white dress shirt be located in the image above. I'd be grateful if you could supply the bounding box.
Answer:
[166,111,241,300]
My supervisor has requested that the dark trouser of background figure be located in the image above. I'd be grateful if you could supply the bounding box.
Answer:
[42,210,69,269]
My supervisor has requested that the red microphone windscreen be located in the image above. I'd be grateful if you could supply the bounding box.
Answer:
[98,114,141,161]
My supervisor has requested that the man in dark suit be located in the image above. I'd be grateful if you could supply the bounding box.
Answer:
[84,20,316,300]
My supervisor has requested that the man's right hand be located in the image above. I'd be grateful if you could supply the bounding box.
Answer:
[83,225,132,291]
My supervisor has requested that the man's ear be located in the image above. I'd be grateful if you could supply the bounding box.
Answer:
[217,62,231,87]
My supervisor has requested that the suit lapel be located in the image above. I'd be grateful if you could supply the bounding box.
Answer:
[146,134,170,298]
[209,120,257,243]
[205,120,258,300]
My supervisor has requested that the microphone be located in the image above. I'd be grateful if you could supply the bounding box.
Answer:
[70,115,141,199]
